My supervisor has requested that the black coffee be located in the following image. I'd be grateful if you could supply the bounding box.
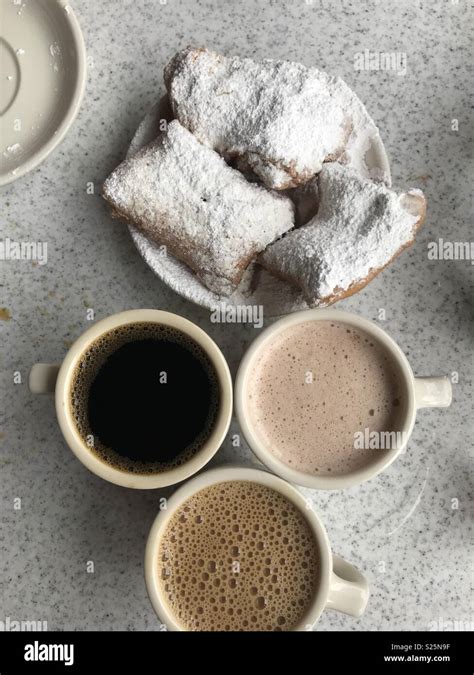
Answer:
[70,323,219,473]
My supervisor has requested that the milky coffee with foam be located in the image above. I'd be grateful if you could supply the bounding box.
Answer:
[246,320,404,476]
[158,481,320,631]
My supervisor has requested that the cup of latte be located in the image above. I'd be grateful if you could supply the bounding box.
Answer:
[235,309,452,490]
[29,310,233,488]
[145,465,369,631]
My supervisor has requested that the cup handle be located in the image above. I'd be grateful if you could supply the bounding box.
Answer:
[414,376,452,409]
[29,363,60,394]
[325,555,369,618]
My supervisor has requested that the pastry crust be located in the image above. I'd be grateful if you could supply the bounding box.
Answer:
[164,47,350,190]
[260,163,426,307]
[103,121,295,296]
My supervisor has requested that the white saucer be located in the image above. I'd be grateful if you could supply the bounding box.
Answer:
[0,0,86,186]
[126,92,391,317]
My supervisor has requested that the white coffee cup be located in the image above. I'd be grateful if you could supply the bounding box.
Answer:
[235,309,452,490]
[29,309,233,489]
[145,465,369,631]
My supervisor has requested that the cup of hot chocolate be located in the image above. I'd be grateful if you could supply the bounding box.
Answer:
[145,465,369,631]
[235,309,452,490]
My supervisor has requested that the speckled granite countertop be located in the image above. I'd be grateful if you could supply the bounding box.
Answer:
[1,0,472,631]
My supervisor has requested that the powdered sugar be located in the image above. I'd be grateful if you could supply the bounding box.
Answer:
[104,120,294,296]
[333,78,391,185]
[165,48,349,189]
[115,51,393,314]
[283,176,319,227]
[121,92,392,314]
[261,163,425,306]
[126,96,173,159]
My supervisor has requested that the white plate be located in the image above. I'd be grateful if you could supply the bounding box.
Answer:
[0,0,86,186]
[126,92,391,317]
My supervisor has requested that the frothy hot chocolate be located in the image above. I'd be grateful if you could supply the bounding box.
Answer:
[246,321,404,476]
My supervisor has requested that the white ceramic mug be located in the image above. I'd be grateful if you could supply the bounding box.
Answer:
[235,309,452,490]
[145,465,369,631]
[29,309,233,489]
